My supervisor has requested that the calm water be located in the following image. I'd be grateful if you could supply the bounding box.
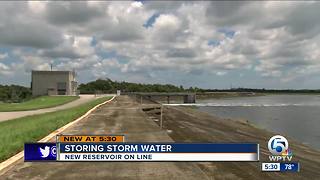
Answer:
[197,95,320,150]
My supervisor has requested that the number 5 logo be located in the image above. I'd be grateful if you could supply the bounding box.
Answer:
[268,135,288,155]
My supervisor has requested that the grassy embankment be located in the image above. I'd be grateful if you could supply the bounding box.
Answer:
[0,96,112,162]
[0,96,79,112]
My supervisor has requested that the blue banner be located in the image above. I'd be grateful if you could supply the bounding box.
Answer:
[24,143,56,161]
[59,143,258,153]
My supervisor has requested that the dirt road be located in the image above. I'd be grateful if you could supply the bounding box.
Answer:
[1,96,209,180]
[0,95,112,122]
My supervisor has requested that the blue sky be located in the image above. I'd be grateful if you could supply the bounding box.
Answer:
[0,1,320,89]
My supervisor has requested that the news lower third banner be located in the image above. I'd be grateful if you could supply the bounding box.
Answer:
[24,135,259,162]
[57,143,259,161]
[25,143,258,162]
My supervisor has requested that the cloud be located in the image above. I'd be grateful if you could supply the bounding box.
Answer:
[45,2,104,25]
[40,35,94,59]
[216,71,227,76]
[0,2,63,49]
[0,20,63,49]
[0,53,8,60]
[166,48,197,58]
[0,62,9,69]
[0,1,320,88]
[205,1,262,27]
[150,14,182,42]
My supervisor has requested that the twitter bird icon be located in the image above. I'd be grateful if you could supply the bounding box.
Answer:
[39,146,50,158]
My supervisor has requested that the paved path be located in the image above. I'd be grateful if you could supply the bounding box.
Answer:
[1,96,209,180]
[0,95,114,122]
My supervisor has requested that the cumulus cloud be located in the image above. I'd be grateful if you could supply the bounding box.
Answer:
[0,53,8,60]
[0,3,62,49]
[0,21,63,49]
[0,1,320,88]
[40,35,94,59]
[0,63,10,75]
[45,1,104,25]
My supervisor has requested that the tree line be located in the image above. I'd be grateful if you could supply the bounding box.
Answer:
[1,78,320,102]
[0,85,32,102]
[78,79,320,94]
[78,78,201,94]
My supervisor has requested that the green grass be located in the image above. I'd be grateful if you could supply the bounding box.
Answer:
[0,96,80,112]
[0,96,112,162]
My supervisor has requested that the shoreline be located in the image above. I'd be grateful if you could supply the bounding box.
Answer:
[142,104,320,179]
[137,92,320,105]
[196,92,264,100]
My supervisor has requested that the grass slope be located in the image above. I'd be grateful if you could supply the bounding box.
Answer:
[0,96,79,112]
[0,96,111,162]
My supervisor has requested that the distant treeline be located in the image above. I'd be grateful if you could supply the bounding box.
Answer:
[78,78,201,94]
[79,79,320,94]
[0,85,32,102]
[1,79,320,102]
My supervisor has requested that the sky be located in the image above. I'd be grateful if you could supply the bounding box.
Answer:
[0,1,320,89]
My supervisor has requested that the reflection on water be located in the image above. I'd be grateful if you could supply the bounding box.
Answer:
[197,95,320,150]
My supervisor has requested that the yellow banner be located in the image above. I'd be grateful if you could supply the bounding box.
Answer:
[57,135,124,142]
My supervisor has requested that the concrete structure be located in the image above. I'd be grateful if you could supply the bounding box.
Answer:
[132,92,196,104]
[31,70,77,96]
[183,94,196,103]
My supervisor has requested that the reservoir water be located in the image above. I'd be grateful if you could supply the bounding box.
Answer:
[196,95,320,150]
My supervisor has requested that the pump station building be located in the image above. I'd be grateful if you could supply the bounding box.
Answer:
[31,70,78,96]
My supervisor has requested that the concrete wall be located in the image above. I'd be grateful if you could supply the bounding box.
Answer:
[183,94,196,103]
[32,71,77,96]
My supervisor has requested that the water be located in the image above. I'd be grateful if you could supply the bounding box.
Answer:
[196,95,320,150]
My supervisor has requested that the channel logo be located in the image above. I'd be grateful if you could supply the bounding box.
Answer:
[268,135,293,161]
[25,143,56,161]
